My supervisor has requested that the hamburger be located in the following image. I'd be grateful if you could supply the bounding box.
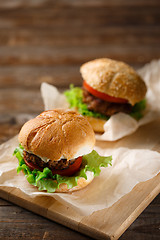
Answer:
[64,58,147,133]
[13,109,112,193]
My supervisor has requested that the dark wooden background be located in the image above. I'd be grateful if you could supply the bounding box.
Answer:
[0,0,160,239]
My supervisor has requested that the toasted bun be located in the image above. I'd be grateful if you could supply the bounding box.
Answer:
[22,170,94,193]
[80,58,147,105]
[55,171,94,192]
[72,107,106,133]
[18,109,95,161]
[85,116,106,133]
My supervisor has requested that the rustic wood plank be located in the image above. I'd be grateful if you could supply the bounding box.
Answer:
[1,195,159,240]
[0,1,159,239]
[0,193,92,240]
[0,172,159,240]
[0,45,159,67]
[120,195,160,239]
[0,7,159,29]
[0,123,20,145]
[0,89,43,114]
[0,198,12,206]
[79,174,160,240]
[0,0,160,9]
[0,67,81,88]
[0,27,160,47]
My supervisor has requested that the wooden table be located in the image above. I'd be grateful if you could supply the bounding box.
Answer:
[0,1,160,239]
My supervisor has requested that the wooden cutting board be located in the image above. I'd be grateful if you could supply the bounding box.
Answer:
[0,121,160,240]
[0,174,160,240]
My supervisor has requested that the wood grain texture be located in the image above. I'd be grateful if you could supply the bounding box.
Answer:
[0,196,91,240]
[0,46,159,67]
[0,0,160,239]
[0,0,160,8]
[0,120,160,239]
[0,172,160,240]
[1,196,159,240]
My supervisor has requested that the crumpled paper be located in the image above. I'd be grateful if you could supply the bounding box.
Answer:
[0,132,160,216]
[41,60,160,141]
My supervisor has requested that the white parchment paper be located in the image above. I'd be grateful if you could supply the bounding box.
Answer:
[41,60,160,141]
[0,134,160,216]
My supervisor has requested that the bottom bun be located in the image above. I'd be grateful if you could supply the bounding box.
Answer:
[23,170,94,193]
[55,171,94,193]
[85,116,106,133]
[72,107,106,134]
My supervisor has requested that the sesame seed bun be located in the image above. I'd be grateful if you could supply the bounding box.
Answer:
[80,58,147,105]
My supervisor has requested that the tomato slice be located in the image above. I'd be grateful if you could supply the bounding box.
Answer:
[24,158,43,172]
[24,156,82,177]
[83,81,128,103]
[51,157,82,176]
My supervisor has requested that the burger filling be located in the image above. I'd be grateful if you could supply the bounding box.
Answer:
[64,85,146,121]
[14,145,112,192]
[23,150,76,171]
[82,87,132,116]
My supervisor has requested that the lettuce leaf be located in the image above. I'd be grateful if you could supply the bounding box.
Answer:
[82,150,112,176]
[64,85,109,120]
[64,85,146,121]
[130,99,146,120]
[13,145,112,193]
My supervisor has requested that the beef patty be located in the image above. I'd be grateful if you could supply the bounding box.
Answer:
[23,150,76,171]
[83,88,132,116]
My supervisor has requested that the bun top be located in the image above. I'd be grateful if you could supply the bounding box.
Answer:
[18,109,95,161]
[80,58,147,105]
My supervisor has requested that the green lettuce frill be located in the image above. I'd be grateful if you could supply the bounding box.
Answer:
[13,145,112,193]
